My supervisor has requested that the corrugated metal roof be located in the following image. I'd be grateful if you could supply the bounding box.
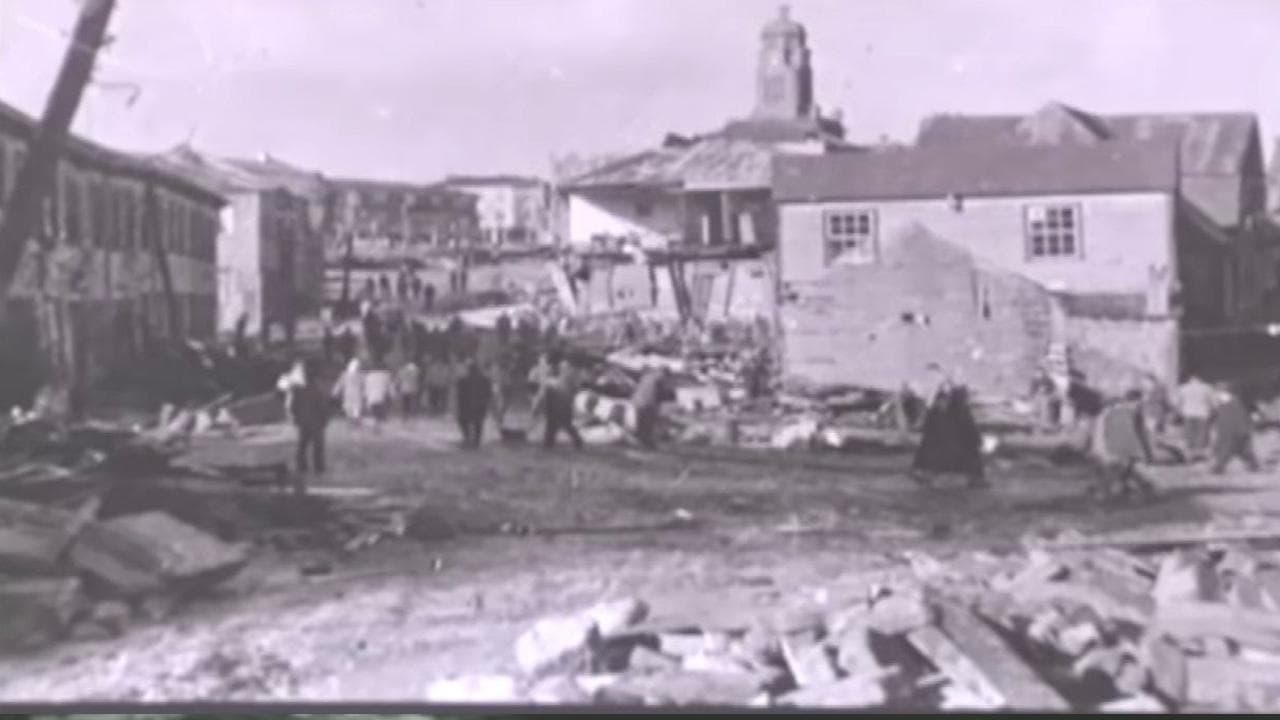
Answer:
[916,103,1261,225]
[773,139,1179,203]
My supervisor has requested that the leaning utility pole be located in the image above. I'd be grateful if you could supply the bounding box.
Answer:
[0,0,117,297]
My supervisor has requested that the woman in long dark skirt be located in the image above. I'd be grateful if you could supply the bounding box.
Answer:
[910,381,988,488]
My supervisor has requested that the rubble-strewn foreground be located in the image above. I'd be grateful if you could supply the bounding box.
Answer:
[423,523,1280,712]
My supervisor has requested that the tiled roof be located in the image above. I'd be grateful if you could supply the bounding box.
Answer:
[559,138,775,192]
[0,99,223,203]
[772,139,1179,203]
[717,116,846,144]
[223,154,328,199]
[916,103,1262,225]
[445,174,545,188]
[561,136,791,192]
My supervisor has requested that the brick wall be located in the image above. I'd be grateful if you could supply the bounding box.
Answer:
[780,226,1054,397]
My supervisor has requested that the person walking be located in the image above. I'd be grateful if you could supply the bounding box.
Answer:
[630,366,668,450]
[1177,373,1215,457]
[1089,389,1157,502]
[363,360,396,426]
[333,357,365,421]
[424,354,452,415]
[488,354,516,432]
[1141,373,1172,436]
[541,353,583,450]
[1210,383,1260,475]
[291,358,332,492]
[910,372,986,488]
[455,359,493,448]
[396,358,422,417]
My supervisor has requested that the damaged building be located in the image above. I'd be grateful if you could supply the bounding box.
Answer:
[774,136,1233,399]
[155,147,328,343]
[0,100,223,407]
[553,5,847,324]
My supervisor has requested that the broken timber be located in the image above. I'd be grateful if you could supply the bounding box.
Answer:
[930,600,1070,711]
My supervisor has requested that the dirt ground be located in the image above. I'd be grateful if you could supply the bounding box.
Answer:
[2,417,1279,702]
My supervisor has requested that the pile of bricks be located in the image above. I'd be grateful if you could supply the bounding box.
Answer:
[459,526,1280,711]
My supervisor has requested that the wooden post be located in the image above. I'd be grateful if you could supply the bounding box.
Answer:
[0,0,117,298]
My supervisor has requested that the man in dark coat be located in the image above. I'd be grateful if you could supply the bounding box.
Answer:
[495,312,513,348]
[910,380,986,488]
[1210,383,1259,474]
[1089,389,1156,502]
[630,366,669,449]
[541,354,584,450]
[455,359,493,448]
[290,358,332,493]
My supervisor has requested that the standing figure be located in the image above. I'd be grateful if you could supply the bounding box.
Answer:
[397,358,422,417]
[291,359,332,490]
[425,354,449,415]
[1090,390,1157,502]
[363,360,396,425]
[321,324,335,364]
[423,282,436,311]
[489,355,515,431]
[630,366,668,450]
[455,359,493,448]
[1029,370,1060,431]
[1177,374,1215,457]
[1141,372,1171,436]
[1210,383,1260,475]
[332,357,366,421]
[910,374,986,488]
[541,354,584,450]
[276,359,307,423]
[495,312,513,348]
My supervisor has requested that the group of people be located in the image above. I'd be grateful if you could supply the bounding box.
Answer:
[904,364,1266,504]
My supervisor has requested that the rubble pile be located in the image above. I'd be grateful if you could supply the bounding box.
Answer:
[0,410,410,654]
[428,522,1280,711]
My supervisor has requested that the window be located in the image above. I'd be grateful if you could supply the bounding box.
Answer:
[64,177,82,245]
[823,209,877,264]
[1025,204,1081,259]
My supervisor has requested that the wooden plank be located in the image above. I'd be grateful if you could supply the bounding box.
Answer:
[0,496,80,573]
[1185,656,1280,711]
[776,667,897,709]
[780,634,839,687]
[603,669,769,707]
[1152,600,1280,652]
[933,601,1070,711]
[905,625,1005,710]
[1044,524,1280,550]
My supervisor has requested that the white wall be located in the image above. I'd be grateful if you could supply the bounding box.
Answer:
[567,190,682,247]
[779,191,1176,300]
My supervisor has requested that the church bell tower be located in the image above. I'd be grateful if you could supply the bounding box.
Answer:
[754,5,814,120]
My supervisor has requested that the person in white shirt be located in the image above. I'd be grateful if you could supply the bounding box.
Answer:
[1176,374,1215,455]
[363,361,397,425]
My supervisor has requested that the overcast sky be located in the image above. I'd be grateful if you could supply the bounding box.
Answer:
[0,0,1276,182]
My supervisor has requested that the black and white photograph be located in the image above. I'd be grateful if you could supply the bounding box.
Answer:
[1,0,1280,712]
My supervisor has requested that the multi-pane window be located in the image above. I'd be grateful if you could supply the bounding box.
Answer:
[1025,204,1082,259]
[823,209,878,264]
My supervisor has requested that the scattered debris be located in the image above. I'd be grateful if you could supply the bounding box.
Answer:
[504,527,1280,710]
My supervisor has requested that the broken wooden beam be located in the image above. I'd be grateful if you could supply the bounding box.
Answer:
[905,625,1005,710]
[931,600,1070,711]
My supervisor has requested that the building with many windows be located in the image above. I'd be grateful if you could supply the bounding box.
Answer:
[0,100,223,405]
[443,175,554,246]
[155,146,327,342]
